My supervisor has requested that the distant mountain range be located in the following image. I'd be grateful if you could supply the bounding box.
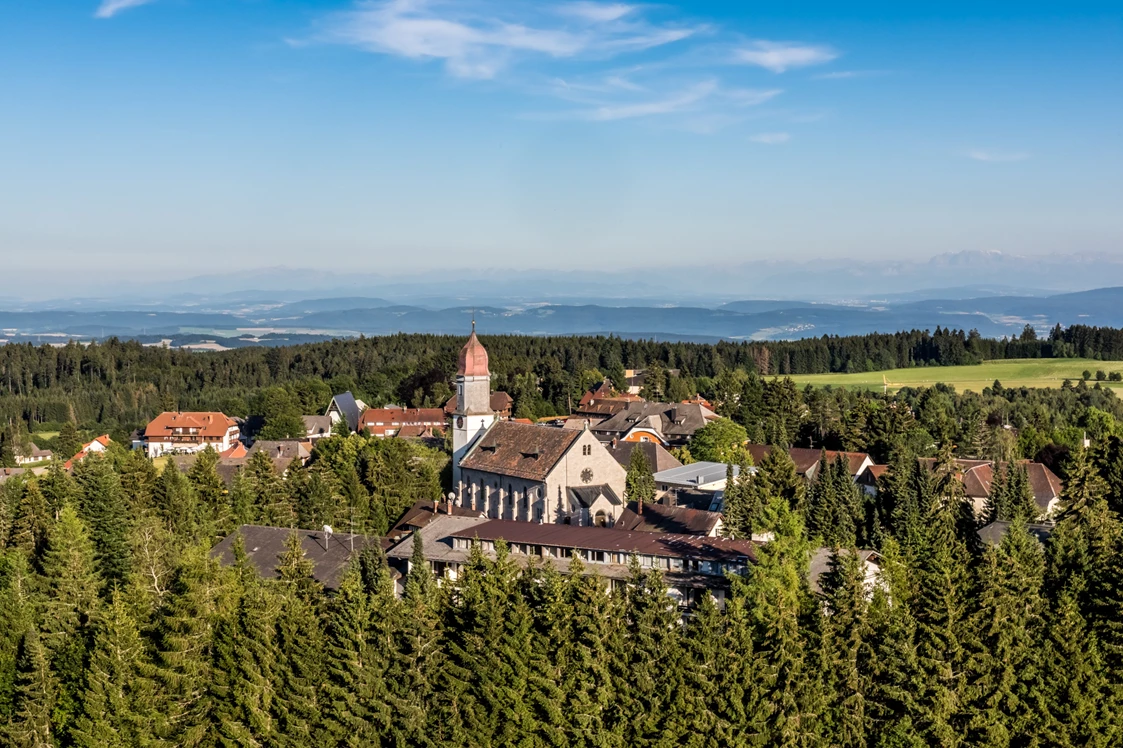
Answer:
[4,285,1123,347]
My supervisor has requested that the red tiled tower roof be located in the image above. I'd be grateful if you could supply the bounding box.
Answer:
[458,325,489,377]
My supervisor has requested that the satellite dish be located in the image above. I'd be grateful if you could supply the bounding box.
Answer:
[323,525,333,535]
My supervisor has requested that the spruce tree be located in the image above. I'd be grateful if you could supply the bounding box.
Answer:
[9,483,50,557]
[57,422,82,464]
[388,532,441,745]
[186,446,226,521]
[38,459,80,517]
[0,550,34,724]
[37,505,99,660]
[1037,589,1110,747]
[962,521,1046,746]
[211,581,282,746]
[819,548,872,748]
[911,453,970,747]
[149,547,235,745]
[865,537,925,747]
[556,560,615,748]
[739,497,820,747]
[72,452,132,585]
[71,590,158,748]
[320,563,381,746]
[623,446,656,508]
[154,462,201,541]
[275,528,316,600]
[607,558,684,745]
[5,627,56,748]
[272,584,326,747]
[246,451,293,526]
[116,448,159,514]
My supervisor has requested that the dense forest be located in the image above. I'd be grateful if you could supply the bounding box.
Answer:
[5,324,1123,454]
[6,331,1123,477]
[3,422,1123,745]
[4,328,1123,745]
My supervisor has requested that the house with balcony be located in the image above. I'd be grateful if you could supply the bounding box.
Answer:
[141,412,240,457]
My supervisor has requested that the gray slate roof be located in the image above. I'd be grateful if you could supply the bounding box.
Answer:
[210,525,391,589]
[977,520,1056,547]
[568,484,622,508]
[329,392,362,432]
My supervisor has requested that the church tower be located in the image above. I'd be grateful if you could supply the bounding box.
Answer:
[452,323,497,492]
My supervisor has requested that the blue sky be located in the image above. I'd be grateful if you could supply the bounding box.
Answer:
[1,1,1120,288]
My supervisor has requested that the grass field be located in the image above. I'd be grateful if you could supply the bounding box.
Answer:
[777,358,1123,394]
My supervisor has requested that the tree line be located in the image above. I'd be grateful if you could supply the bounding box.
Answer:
[5,324,1123,437]
[3,425,1123,745]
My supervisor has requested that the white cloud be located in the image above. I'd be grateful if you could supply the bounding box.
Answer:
[557,2,636,23]
[967,149,1030,163]
[323,0,697,79]
[583,80,718,120]
[735,41,838,73]
[95,0,155,18]
[750,131,790,144]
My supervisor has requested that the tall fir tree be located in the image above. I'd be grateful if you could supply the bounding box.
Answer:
[72,452,132,585]
[9,483,50,557]
[911,448,971,747]
[5,627,56,748]
[71,590,159,748]
[962,521,1046,746]
[819,548,872,748]
[623,447,656,508]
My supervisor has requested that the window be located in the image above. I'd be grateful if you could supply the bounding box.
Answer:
[590,550,606,563]
[594,510,608,527]
[582,444,592,456]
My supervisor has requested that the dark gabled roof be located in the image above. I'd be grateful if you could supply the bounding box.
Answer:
[248,440,310,461]
[302,415,332,437]
[447,519,758,563]
[747,445,871,478]
[592,402,717,440]
[328,392,362,432]
[389,499,484,539]
[209,525,392,589]
[606,440,683,473]
[977,520,1056,547]
[616,501,722,536]
[568,484,622,509]
[459,421,581,481]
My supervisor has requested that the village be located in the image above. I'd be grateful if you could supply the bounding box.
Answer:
[1,327,1066,609]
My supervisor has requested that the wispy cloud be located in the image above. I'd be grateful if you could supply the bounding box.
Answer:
[750,131,791,144]
[584,80,717,120]
[735,40,837,73]
[556,2,636,23]
[967,149,1030,163]
[322,0,699,80]
[311,2,838,130]
[95,0,155,18]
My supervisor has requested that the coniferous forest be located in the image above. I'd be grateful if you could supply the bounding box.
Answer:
[1,407,1123,744]
[3,329,1123,745]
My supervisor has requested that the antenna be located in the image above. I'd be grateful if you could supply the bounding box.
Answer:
[322,525,332,551]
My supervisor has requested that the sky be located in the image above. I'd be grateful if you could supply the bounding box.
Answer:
[0,1,1121,289]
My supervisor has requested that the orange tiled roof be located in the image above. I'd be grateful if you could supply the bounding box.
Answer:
[145,412,237,439]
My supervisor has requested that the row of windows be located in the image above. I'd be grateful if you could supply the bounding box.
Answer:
[448,538,747,576]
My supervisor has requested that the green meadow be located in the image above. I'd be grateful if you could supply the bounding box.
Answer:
[777,358,1123,394]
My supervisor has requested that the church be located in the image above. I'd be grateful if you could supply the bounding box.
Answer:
[450,327,627,527]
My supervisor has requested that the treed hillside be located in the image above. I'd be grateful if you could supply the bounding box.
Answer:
[6,326,1123,461]
[3,424,1123,744]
